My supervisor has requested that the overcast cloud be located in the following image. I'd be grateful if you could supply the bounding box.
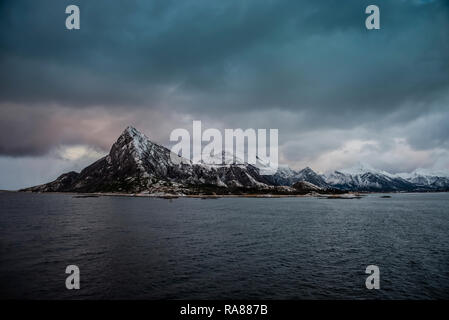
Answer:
[0,0,448,189]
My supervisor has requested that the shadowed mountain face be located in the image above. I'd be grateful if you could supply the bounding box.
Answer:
[23,127,449,194]
[296,167,329,189]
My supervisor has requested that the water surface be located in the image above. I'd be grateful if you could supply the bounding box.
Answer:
[1,192,448,299]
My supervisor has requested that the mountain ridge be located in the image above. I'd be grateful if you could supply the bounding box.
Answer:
[22,126,449,194]
[23,127,294,195]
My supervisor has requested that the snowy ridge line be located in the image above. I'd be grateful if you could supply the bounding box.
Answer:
[21,126,449,193]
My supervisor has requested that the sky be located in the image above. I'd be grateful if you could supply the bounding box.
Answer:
[0,0,448,189]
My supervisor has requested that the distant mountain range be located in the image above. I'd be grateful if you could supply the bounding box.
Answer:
[268,163,449,192]
[22,127,449,195]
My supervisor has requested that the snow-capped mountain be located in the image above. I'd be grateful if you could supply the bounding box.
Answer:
[23,126,274,194]
[323,164,449,192]
[22,127,449,194]
[295,167,329,189]
[263,165,301,186]
[337,163,396,178]
[323,170,415,192]
[263,166,328,188]
[396,169,449,191]
[266,163,449,192]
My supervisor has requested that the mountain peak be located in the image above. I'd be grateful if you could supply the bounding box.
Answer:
[117,126,156,154]
[339,162,398,178]
[122,126,145,138]
[340,162,376,175]
[296,166,329,188]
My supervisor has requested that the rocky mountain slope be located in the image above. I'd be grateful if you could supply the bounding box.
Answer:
[23,127,449,194]
[23,127,279,195]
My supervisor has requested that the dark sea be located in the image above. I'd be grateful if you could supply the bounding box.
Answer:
[0,192,448,299]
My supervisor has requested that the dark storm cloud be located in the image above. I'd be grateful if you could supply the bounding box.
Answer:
[0,0,448,157]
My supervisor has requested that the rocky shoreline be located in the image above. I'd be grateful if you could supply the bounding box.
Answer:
[16,190,371,200]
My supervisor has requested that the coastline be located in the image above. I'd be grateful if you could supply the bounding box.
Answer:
[5,190,356,198]
[7,190,447,199]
